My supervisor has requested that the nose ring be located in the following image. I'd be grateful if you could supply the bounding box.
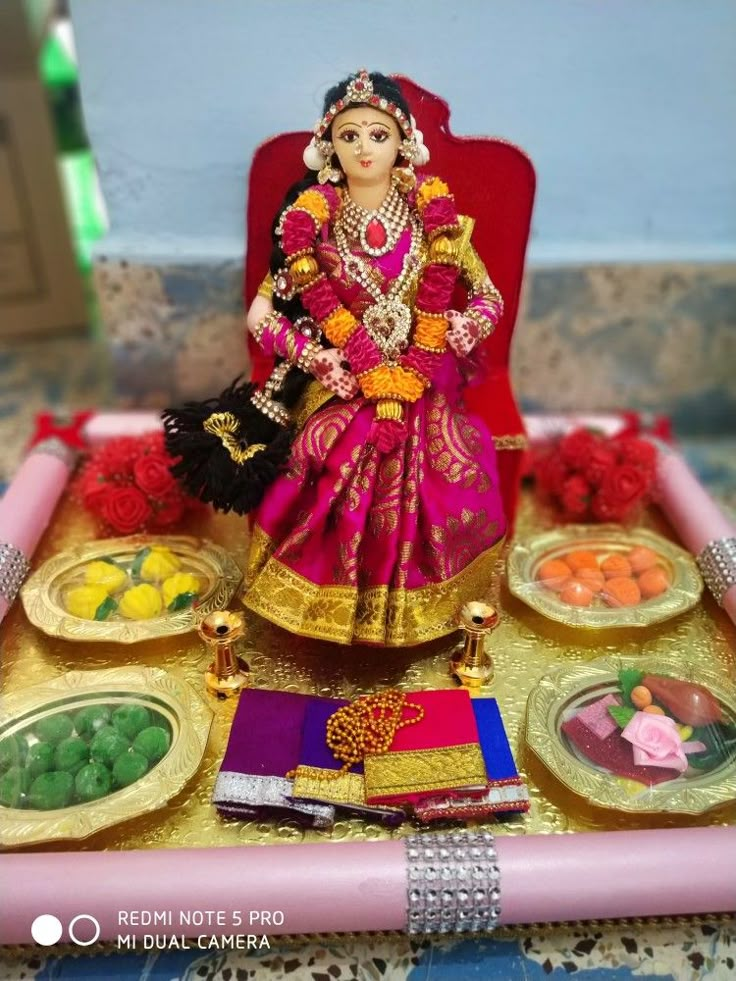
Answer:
[354,144,363,158]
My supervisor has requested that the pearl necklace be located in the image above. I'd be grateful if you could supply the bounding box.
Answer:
[337,184,410,257]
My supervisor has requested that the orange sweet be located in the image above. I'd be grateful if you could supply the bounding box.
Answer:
[643,705,666,715]
[601,554,633,579]
[638,566,670,599]
[560,581,594,606]
[537,559,572,592]
[574,567,606,593]
[627,545,660,575]
[631,685,653,709]
[602,576,641,607]
[565,550,600,572]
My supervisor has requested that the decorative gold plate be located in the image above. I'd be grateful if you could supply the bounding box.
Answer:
[525,655,736,815]
[0,666,212,847]
[507,525,703,628]
[21,534,243,644]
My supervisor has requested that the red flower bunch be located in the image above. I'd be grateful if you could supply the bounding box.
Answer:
[535,428,657,523]
[76,433,203,535]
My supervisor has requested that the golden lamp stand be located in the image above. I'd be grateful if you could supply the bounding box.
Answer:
[451,601,499,689]
[198,610,250,698]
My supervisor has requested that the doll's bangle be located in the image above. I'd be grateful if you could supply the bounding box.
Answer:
[295,339,323,373]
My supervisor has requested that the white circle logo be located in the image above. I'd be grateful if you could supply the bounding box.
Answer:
[30,914,63,946]
[68,914,101,946]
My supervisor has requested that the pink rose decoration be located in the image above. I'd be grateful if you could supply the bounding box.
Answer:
[621,712,704,773]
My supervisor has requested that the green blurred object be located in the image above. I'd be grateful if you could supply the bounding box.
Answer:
[40,29,76,88]
[39,20,108,278]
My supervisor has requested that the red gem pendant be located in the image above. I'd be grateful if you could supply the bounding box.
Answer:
[365,218,388,250]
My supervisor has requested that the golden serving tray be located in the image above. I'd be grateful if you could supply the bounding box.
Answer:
[0,666,212,848]
[507,524,703,628]
[1,494,734,859]
[524,654,736,816]
[20,534,243,644]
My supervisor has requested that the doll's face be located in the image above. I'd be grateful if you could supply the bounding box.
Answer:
[331,107,402,187]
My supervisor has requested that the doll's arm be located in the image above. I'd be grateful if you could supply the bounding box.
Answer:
[246,285,357,399]
[447,242,504,356]
[246,293,321,371]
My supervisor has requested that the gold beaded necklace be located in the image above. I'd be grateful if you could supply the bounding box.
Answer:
[289,689,425,781]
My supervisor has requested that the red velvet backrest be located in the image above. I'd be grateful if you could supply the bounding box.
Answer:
[244,76,536,392]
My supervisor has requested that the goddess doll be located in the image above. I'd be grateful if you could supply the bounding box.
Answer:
[235,70,507,648]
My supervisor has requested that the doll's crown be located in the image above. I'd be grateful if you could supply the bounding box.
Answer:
[314,68,414,140]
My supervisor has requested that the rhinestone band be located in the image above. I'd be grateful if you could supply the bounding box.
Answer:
[29,437,77,469]
[697,536,736,606]
[0,542,31,607]
[404,831,501,935]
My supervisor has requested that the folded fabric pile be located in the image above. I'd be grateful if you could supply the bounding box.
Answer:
[212,686,528,828]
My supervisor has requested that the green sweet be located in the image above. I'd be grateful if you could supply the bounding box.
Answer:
[54,737,90,775]
[26,742,54,778]
[28,771,74,810]
[75,763,112,803]
[0,734,27,772]
[112,751,149,788]
[0,766,30,808]
[111,705,152,740]
[35,714,74,746]
[133,726,171,764]
[90,726,130,767]
[74,705,112,738]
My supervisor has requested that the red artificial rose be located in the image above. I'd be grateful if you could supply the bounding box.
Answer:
[560,474,592,519]
[535,452,569,496]
[596,463,649,521]
[102,486,152,534]
[584,444,618,488]
[591,490,627,523]
[615,435,657,473]
[559,429,597,469]
[79,470,110,513]
[133,451,176,497]
[151,491,185,527]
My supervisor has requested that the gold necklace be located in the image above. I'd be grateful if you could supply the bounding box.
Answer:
[338,184,410,257]
[335,211,423,360]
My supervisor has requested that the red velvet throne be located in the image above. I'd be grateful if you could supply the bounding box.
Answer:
[244,76,535,529]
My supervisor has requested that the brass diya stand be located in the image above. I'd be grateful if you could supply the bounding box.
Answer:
[198,610,250,698]
[451,601,499,688]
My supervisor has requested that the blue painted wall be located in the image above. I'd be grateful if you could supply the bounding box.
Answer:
[70,0,736,265]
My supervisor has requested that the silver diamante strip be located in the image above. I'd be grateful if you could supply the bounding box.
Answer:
[0,542,31,606]
[697,536,736,606]
[212,771,334,828]
[405,831,501,935]
[29,437,78,469]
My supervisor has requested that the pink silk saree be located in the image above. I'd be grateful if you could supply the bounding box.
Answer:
[243,228,506,646]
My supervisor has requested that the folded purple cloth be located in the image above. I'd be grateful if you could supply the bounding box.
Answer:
[291,696,404,827]
[212,688,334,828]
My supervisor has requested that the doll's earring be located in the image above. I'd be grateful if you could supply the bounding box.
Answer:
[318,162,343,185]
[391,164,416,194]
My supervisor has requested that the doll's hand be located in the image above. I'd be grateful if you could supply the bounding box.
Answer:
[310,348,359,400]
[446,310,481,357]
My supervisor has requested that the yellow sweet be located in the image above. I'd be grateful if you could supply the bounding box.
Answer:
[162,573,200,608]
[138,547,181,582]
[65,585,111,620]
[118,584,163,620]
[84,560,127,594]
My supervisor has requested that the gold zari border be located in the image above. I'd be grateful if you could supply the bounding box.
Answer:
[364,744,487,800]
[292,768,366,807]
[243,531,505,646]
[493,433,528,451]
